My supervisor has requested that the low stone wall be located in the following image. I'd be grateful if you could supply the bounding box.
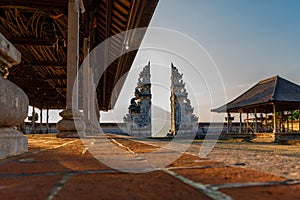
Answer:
[100,123,128,135]
[275,133,300,145]
[197,132,276,143]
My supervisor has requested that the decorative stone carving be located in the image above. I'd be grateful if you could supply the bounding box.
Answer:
[0,33,28,159]
[124,62,152,137]
[170,64,198,136]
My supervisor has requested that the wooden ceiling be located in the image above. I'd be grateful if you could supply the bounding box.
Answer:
[0,0,158,110]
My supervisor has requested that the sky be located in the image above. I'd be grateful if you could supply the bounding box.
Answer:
[28,0,300,124]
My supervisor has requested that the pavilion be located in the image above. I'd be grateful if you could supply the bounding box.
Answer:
[211,75,300,134]
[0,0,158,158]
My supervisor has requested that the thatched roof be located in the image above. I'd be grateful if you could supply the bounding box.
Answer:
[211,75,300,113]
[0,0,158,110]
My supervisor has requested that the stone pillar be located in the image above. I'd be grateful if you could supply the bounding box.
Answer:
[0,32,28,159]
[82,37,93,135]
[56,0,86,138]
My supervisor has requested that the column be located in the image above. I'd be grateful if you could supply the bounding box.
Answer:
[286,111,289,132]
[56,0,86,138]
[299,109,300,133]
[265,113,268,129]
[246,113,249,133]
[239,112,242,134]
[254,110,258,133]
[273,104,278,133]
[0,32,28,159]
[291,111,294,132]
[31,107,36,134]
[46,108,49,133]
[40,108,43,134]
[82,37,93,135]
[226,112,230,133]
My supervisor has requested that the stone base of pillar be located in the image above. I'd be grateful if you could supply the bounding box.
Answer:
[92,121,100,133]
[0,128,28,159]
[56,109,86,138]
[84,120,93,136]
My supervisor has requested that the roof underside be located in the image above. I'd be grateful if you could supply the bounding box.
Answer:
[0,0,158,110]
[212,76,300,113]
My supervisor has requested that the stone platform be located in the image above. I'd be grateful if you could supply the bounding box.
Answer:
[0,134,299,199]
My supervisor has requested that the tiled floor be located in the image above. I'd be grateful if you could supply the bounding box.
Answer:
[0,134,299,200]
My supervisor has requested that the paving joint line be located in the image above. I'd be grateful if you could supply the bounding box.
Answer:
[46,173,72,200]
[0,169,120,178]
[164,169,233,200]
[210,179,300,190]
[109,138,136,154]
[107,136,300,196]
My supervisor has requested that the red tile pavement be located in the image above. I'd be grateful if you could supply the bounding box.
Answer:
[0,134,299,200]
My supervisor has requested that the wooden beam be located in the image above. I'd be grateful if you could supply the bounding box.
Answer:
[0,0,68,11]
[31,61,66,67]
[111,0,141,107]
[22,84,65,89]
[11,37,65,47]
[12,75,66,80]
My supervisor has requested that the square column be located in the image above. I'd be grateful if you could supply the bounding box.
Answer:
[56,0,86,138]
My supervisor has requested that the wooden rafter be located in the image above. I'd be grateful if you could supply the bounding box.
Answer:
[102,0,113,109]
[1,0,158,109]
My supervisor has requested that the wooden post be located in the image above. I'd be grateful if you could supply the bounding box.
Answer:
[265,113,268,128]
[40,108,43,134]
[31,107,36,134]
[226,112,230,133]
[273,104,277,133]
[291,111,294,132]
[299,109,300,132]
[254,109,258,133]
[286,112,290,132]
[239,112,242,134]
[299,109,300,133]
[246,112,249,133]
[46,108,49,133]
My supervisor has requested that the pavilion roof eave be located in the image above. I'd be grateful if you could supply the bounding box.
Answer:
[211,101,273,113]
[212,100,300,114]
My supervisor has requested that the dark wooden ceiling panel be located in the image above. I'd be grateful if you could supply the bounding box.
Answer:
[0,0,159,109]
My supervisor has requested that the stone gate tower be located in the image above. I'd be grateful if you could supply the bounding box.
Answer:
[170,63,198,136]
[123,62,152,137]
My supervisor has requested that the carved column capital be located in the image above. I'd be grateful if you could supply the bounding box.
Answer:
[0,32,21,78]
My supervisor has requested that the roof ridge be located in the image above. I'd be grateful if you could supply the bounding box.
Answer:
[270,75,280,101]
[259,75,279,84]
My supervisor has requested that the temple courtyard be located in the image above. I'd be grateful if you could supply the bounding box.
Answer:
[0,134,299,200]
